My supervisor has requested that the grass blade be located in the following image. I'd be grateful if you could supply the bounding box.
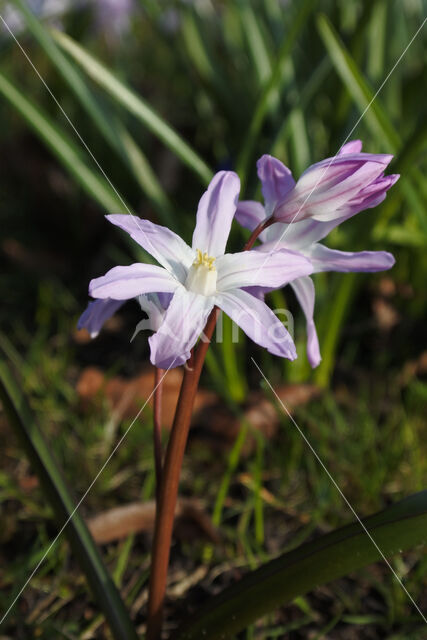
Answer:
[237,0,318,191]
[0,70,129,213]
[10,0,172,220]
[316,13,400,151]
[174,491,427,639]
[0,358,138,640]
[317,13,427,232]
[10,0,121,153]
[52,29,213,186]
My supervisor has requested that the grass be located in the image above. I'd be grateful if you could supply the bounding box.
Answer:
[0,0,426,637]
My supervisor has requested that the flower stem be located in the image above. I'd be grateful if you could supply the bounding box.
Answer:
[146,309,220,640]
[244,216,275,251]
[153,367,164,500]
[146,217,274,640]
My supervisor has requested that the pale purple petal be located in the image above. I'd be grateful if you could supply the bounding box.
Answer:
[235,200,266,232]
[149,289,214,368]
[89,263,180,300]
[274,153,394,223]
[137,293,169,332]
[345,173,400,214]
[262,219,345,250]
[290,277,321,368]
[215,289,297,360]
[257,155,295,214]
[263,174,397,250]
[339,140,363,155]
[106,214,194,282]
[78,298,123,338]
[192,171,240,257]
[216,248,312,291]
[307,244,395,273]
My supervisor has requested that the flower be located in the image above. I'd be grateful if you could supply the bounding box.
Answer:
[241,140,398,225]
[235,144,399,368]
[84,171,313,368]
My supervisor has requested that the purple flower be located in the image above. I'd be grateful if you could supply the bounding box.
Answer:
[84,171,313,368]
[249,140,399,224]
[236,144,399,368]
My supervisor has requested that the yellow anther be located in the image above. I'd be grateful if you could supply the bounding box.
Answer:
[193,249,216,271]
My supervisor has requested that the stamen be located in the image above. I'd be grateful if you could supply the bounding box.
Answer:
[193,249,216,271]
[185,248,218,296]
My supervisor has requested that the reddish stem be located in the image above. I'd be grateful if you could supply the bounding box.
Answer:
[146,309,220,640]
[146,217,271,640]
[153,367,164,499]
[244,216,274,251]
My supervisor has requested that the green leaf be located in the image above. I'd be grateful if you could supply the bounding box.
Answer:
[116,124,174,224]
[10,0,171,221]
[0,358,138,640]
[0,71,129,213]
[237,0,318,191]
[314,273,357,388]
[316,14,427,233]
[316,13,400,151]
[174,492,427,639]
[52,29,213,186]
[10,0,121,152]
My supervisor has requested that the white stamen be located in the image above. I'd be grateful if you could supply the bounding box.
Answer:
[185,249,217,296]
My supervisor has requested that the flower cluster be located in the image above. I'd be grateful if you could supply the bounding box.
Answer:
[79,141,398,368]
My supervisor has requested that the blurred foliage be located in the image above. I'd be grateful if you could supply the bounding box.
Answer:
[0,0,426,637]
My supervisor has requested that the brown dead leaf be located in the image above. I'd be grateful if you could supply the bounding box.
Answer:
[87,498,219,544]
[377,277,396,297]
[76,366,218,429]
[18,475,39,491]
[372,297,400,330]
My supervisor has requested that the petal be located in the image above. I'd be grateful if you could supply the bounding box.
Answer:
[148,289,214,369]
[263,174,399,249]
[192,171,240,257]
[216,289,297,360]
[263,218,346,250]
[257,155,295,214]
[235,200,266,232]
[137,293,169,331]
[78,298,123,338]
[289,277,321,368]
[89,263,180,299]
[338,140,363,155]
[106,214,194,282]
[307,244,395,273]
[216,248,312,291]
[275,155,393,223]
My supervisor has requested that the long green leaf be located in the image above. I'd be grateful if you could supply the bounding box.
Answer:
[317,13,400,151]
[314,273,357,388]
[11,0,121,153]
[0,71,129,213]
[174,491,427,639]
[0,358,138,640]
[10,0,172,221]
[52,29,213,186]
[317,14,427,231]
[237,0,317,191]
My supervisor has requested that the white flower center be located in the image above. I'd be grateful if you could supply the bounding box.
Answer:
[185,249,217,296]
